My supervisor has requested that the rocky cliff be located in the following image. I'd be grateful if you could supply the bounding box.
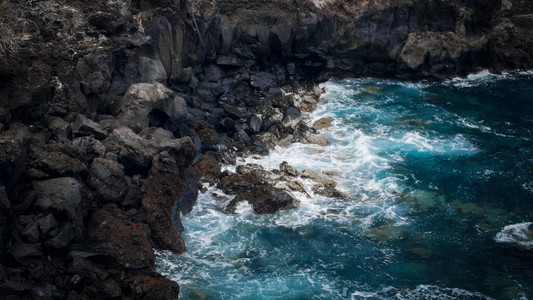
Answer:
[0,0,531,298]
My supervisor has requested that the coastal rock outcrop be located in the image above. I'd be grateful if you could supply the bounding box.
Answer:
[0,0,532,297]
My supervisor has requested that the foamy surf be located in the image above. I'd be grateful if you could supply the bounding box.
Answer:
[495,222,533,249]
[157,75,533,299]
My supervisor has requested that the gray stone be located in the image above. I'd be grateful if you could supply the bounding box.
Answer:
[71,114,108,140]
[33,177,87,239]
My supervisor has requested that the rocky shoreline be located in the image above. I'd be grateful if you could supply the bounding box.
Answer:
[0,0,532,298]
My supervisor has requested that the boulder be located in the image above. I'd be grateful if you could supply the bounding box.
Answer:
[33,177,89,239]
[293,122,329,146]
[117,83,187,132]
[87,158,130,204]
[280,161,299,177]
[87,204,154,269]
[193,154,221,183]
[312,183,348,198]
[103,127,156,174]
[33,152,87,178]
[226,186,300,214]
[313,117,332,130]
[71,114,108,140]
[218,172,261,194]
[282,106,301,130]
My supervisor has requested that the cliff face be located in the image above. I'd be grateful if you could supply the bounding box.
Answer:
[0,0,531,298]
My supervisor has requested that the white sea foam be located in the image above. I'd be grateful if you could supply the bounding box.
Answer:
[495,222,533,248]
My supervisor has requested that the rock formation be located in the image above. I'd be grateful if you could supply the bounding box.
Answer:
[0,0,531,298]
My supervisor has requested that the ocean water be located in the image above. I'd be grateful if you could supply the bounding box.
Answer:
[157,71,533,299]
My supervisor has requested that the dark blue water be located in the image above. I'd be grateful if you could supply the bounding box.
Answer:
[157,71,533,299]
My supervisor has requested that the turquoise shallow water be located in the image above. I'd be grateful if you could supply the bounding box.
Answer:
[157,71,533,299]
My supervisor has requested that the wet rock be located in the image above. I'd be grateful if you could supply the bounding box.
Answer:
[293,122,329,146]
[282,106,301,130]
[71,114,108,140]
[300,95,318,112]
[33,177,89,239]
[87,204,154,269]
[280,161,299,177]
[125,273,180,300]
[194,154,221,183]
[226,186,300,214]
[322,170,340,177]
[312,183,348,198]
[301,168,319,180]
[313,118,332,130]
[218,172,261,194]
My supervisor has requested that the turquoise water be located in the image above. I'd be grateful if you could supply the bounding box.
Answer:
[157,71,533,299]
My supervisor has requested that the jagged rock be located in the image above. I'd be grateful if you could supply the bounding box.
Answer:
[312,183,348,198]
[33,177,89,239]
[87,158,130,204]
[313,118,332,130]
[66,136,106,165]
[248,115,262,133]
[71,114,108,140]
[194,154,221,183]
[87,204,154,269]
[142,152,194,253]
[218,172,261,194]
[300,95,318,112]
[301,168,319,179]
[282,106,301,130]
[280,161,299,177]
[33,152,87,177]
[226,186,300,214]
[117,83,188,132]
[293,122,329,146]
[103,127,156,173]
[47,117,72,143]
